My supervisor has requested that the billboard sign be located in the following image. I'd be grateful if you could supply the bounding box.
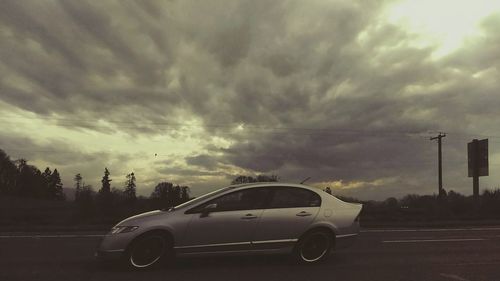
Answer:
[468,139,488,177]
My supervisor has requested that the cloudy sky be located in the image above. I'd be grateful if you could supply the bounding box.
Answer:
[1,0,500,200]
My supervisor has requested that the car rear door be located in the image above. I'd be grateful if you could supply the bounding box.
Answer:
[251,187,321,249]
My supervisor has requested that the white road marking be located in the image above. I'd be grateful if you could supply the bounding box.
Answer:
[0,234,105,238]
[362,227,500,233]
[382,238,486,243]
[451,261,500,266]
[439,273,471,281]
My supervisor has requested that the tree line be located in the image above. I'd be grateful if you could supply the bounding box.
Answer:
[326,187,500,222]
[0,149,64,200]
[0,149,193,216]
[231,174,279,185]
[71,167,192,221]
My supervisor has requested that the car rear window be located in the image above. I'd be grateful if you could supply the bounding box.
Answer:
[268,187,321,208]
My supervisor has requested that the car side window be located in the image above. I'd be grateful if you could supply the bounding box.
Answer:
[188,188,270,213]
[268,187,321,208]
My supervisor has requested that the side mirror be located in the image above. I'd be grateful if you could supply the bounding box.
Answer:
[200,203,217,217]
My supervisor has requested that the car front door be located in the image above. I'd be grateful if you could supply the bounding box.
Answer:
[178,187,270,253]
[252,187,321,249]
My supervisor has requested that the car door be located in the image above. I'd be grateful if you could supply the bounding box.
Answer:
[252,187,321,249]
[178,187,270,253]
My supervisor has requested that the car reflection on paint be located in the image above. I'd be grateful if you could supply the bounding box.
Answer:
[96,182,362,269]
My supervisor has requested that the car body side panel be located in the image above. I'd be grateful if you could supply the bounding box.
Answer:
[328,196,362,249]
[176,209,264,248]
[303,192,362,250]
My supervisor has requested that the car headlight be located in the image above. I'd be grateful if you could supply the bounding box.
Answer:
[110,225,139,234]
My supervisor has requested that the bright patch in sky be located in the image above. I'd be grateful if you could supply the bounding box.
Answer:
[387,0,500,57]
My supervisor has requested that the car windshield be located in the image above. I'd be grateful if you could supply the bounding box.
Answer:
[166,186,233,211]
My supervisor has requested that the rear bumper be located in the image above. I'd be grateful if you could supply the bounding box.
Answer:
[335,233,358,249]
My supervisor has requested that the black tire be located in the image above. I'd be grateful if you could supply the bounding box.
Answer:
[125,232,173,269]
[293,230,333,264]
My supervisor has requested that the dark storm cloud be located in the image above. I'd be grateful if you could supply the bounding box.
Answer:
[0,0,391,130]
[1,0,500,198]
[0,0,182,132]
[185,154,219,170]
[156,165,223,178]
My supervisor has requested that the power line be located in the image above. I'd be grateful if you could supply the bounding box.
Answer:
[3,115,500,139]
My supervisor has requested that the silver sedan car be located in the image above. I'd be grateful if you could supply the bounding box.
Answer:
[96,182,362,268]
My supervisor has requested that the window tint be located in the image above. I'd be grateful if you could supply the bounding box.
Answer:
[268,187,321,208]
[190,188,270,213]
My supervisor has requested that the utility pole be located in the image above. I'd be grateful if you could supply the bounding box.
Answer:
[430,132,446,197]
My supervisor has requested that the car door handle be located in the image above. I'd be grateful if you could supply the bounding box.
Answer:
[241,214,258,219]
[296,211,312,217]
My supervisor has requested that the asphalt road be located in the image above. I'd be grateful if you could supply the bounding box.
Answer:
[1,227,500,281]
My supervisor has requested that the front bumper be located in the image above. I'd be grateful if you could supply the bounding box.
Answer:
[95,233,132,261]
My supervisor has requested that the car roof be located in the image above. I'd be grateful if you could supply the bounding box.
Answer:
[228,182,319,192]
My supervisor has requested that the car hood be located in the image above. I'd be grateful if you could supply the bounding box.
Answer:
[116,210,166,226]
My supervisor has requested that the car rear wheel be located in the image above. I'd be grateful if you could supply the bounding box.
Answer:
[294,230,333,263]
[126,232,172,269]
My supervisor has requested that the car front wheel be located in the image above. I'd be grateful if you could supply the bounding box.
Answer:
[294,230,333,263]
[126,232,172,269]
